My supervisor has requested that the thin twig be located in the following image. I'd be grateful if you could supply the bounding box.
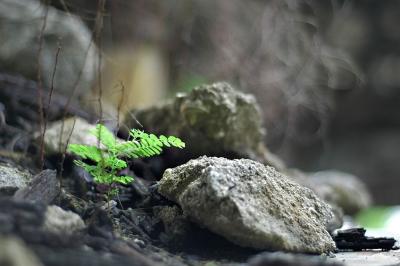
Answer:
[37,0,49,170]
[40,39,62,169]
[58,117,76,190]
[95,0,106,125]
[116,80,125,131]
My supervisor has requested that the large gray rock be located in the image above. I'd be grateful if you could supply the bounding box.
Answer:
[158,156,336,253]
[0,162,32,196]
[284,168,371,215]
[128,82,285,169]
[0,0,98,97]
[309,170,372,215]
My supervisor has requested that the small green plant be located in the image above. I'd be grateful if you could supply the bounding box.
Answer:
[68,124,185,198]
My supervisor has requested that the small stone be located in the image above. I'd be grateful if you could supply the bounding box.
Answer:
[133,238,146,248]
[158,156,336,253]
[0,162,32,196]
[43,205,85,235]
[0,236,43,266]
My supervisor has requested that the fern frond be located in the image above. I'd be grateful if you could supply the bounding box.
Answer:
[90,124,116,149]
[113,175,134,185]
[124,129,185,158]
[73,160,108,183]
[68,123,185,197]
[166,135,186,148]
[68,144,102,162]
[103,156,127,170]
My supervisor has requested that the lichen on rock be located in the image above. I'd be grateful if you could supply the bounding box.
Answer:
[158,156,336,254]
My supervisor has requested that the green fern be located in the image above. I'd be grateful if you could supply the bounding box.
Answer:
[67,124,185,196]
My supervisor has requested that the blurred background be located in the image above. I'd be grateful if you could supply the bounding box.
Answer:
[1,0,399,207]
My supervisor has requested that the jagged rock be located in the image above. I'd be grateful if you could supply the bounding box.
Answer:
[127,82,285,169]
[43,205,85,235]
[0,0,98,97]
[158,156,336,253]
[0,162,32,196]
[309,170,372,215]
[0,236,43,266]
[42,117,121,154]
[14,169,60,204]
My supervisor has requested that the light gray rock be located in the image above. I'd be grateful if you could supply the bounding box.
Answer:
[0,236,43,266]
[158,156,336,253]
[43,205,85,235]
[42,117,121,154]
[0,162,32,196]
[246,251,343,266]
[284,168,371,215]
[128,82,285,169]
[309,170,372,215]
[0,0,98,97]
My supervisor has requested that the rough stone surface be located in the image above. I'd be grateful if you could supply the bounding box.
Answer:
[43,205,85,235]
[309,170,372,215]
[0,236,43,266]
[158,156,336,253]
[128,82,285,169]
[0,0,98,97]
[328,250,400,266]
[14,169,60,204]
[0,162,32,196]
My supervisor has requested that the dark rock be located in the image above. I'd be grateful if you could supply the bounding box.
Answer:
[153,205,192,247]
[333,228,397,251]
[14,169,60,204]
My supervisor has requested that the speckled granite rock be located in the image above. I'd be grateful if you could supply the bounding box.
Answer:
[0,162,32,196]
[127,82,285,169]
[158,156,335,253]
